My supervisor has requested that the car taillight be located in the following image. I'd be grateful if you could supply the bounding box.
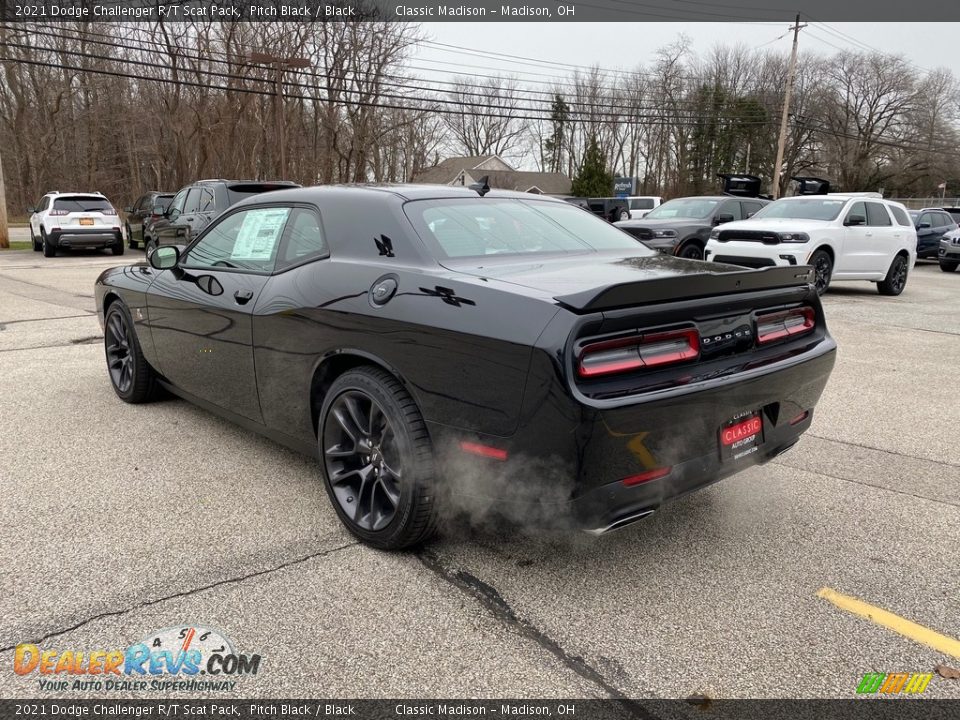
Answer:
[578,328,699,378]
[755,306,815,345]
[49,209,69,216]
[101,208,118,216]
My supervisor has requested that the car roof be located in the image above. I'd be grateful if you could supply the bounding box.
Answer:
[226,183,571,208]
[46,191,106,197]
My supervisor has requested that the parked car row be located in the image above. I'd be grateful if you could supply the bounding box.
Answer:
[28,180,301,258]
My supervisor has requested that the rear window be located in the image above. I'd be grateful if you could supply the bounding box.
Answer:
[53,196,111,212]
[156,196,174,210]
[226,183,298,206]
[405,198,652,260]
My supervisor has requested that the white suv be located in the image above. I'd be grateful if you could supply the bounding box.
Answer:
[29,192,124,257]
[704,193,916,296]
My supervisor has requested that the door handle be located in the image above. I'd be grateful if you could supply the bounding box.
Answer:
[234,289,254,305]
[185,217,194,222]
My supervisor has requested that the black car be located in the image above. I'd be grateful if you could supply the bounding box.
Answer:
[145,179,300,253]
[95,185,836,549]
[563,196,630,223]
[615,195,770,260]
[909,208,958,259]
[124,191,174,250]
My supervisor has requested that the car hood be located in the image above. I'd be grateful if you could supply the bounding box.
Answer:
[446,252,813,312]
[714,218,831,234]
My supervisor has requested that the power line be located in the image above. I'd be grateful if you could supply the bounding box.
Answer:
[0,25,778,123]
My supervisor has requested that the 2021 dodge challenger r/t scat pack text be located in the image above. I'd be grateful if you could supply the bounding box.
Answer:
[95,185,836,549]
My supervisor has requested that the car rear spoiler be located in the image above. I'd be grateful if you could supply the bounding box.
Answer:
[554,266,814,312]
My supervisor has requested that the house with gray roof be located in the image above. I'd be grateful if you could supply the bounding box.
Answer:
[413,155,571,196]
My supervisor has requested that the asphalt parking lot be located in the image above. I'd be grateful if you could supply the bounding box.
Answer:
[0,248,958,700]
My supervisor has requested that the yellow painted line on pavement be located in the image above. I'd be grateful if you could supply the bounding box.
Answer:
[817,587,960,659]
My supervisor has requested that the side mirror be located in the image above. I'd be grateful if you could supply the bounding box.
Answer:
[148,245,180,270]
[715,213,735,225]
[124,206,134,213]
[845,214,866,227]
[918,222,931,230]
[27,207,36,214]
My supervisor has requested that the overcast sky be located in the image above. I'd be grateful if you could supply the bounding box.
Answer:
[412,23,958,80]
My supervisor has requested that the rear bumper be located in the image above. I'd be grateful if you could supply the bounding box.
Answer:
[431,337,836,532]
[51,228,122,249]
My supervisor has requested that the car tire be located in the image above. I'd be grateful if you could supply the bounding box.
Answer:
[677,242,704,261]
[810,249,832,295]
[31,227,41,252]
[940,260,959,273]
[618,209,630,221]
[41,230,56,258]
[103,302,157,404]
[878,254,909,296]
[145,238,157,256]
[319,366,439,550]
[111,240,125,256]
[126,224,138,250]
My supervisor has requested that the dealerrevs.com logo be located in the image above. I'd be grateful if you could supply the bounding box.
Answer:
[14,626,262,692]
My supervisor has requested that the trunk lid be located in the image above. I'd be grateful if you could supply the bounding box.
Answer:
[446,253,813,312]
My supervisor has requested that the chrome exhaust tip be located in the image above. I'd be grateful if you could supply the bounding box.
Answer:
[582,509,655,536]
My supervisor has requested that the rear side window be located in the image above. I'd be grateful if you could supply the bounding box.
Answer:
[276,208,327,271]
[742,201,764,218]
[197,188,216,213]
[630,198,655,210]
[939,212,956,227]
[53,196,111,212]
[889,205,911,226]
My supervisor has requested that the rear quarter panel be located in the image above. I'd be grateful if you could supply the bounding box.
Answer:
[251,191,562,447]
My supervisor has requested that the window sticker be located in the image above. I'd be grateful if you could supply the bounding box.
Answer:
[232,208,290,261]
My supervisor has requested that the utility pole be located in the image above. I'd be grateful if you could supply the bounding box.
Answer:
[0,140,8,249]
[772,14,805,199]
[247,53,311,179]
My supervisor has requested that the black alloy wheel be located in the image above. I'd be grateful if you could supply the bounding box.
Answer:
[878,254,908,296]
[678,242,704,260]
[810,249,832,295]
[319,367,438,550]
[103,303,156,403]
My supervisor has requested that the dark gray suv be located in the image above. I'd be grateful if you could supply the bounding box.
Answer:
[614,195,769,260]
[145,179,300,254]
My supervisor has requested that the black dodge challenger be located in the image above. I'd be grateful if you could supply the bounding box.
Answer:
[95,185,836,549]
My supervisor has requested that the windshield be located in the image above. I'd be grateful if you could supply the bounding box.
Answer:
[53,196,111,212]
[751,198,847,221]
[643,198,718,220]
[405,198,652,260]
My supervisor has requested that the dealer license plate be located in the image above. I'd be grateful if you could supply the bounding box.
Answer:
[719,411,763,462]
[79,218,94,226]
